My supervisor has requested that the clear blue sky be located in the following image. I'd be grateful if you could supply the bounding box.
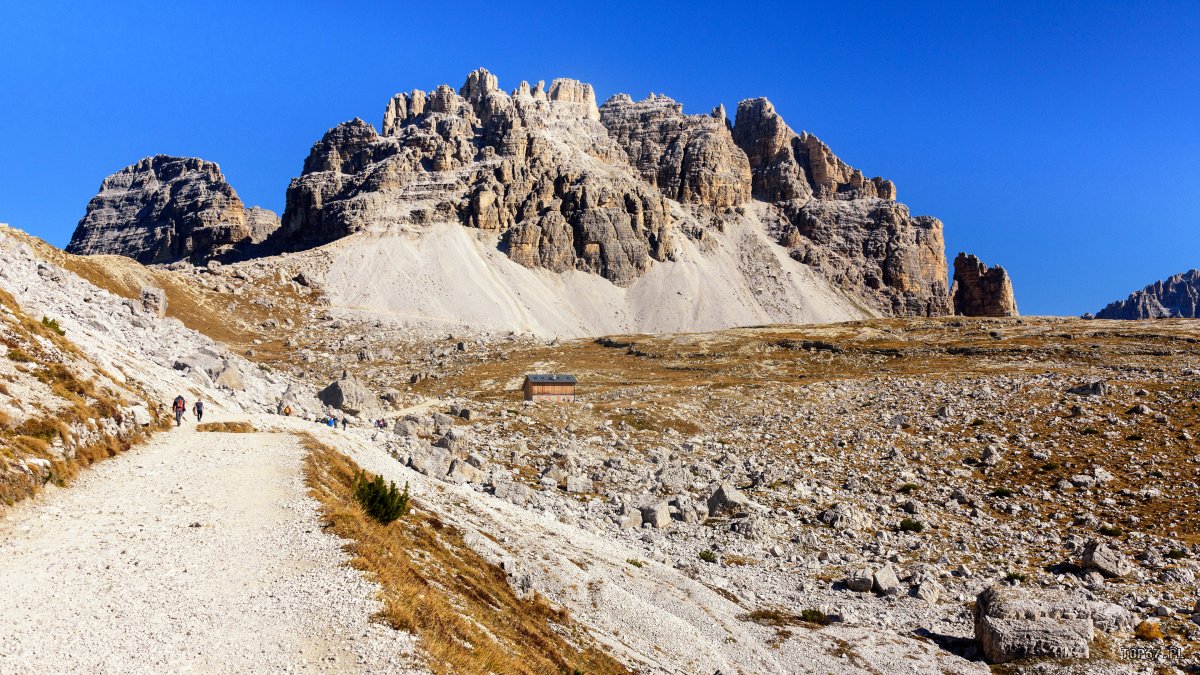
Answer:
[1,1,1196,316]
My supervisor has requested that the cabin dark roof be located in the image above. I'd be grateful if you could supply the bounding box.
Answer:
[525,374,577,384]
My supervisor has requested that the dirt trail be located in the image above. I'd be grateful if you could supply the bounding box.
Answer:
[0,419,425,674]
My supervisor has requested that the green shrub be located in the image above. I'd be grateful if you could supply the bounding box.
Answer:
[897,483,919,495]
[625,559,644,568]
[353,472,409,524]
[40,316,65,336]
[1098,525,1123,537]
[990,487,1014,498]
[899,518,925,533]
[1005,571,1027,583]
[698,549,717,563]
[1166,549,1187,560]
[799,608,830,625]
[1040,462,1060,472]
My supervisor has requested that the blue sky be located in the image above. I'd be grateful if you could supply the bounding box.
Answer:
[1,1,1196,315]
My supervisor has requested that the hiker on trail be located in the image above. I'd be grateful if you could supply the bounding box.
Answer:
[193,400,204,422]
[341,417,348,430]
[172,395,186,427]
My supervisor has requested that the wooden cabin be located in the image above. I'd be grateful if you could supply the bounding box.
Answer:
[522,374,577,402]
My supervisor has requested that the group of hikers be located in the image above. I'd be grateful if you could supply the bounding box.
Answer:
[310,416,390,431]
[170,395,204,427]
[172,395,393,431]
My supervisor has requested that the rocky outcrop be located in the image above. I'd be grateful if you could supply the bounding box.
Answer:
[732,98,950,316]
[599,94,751,207]
[1095,269,1200,319]
[67,155,279,264]
[276,69,672,286]
[952,253,1018,317]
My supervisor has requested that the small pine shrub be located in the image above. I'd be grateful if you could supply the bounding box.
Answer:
[897,483,919,495]
[1126,433,1144,442]
[1150,469,1164,478]
[1005,571,1027,583]
[1080,427,1099,435]
[1098,525,1123,537]
[799,608,830,625]
[1166,549,1187,560]
[1041,462,1060,472]
[990,487,1014,498]
[698,549,717,563]
[625,559,644,568]
[40,316,65,336]
[899,518,925,533]
[353,472,409,524]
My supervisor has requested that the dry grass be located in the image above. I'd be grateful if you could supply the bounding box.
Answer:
[302,437,629,675]
[0,285,160,508]
[1134,620,1164,641]
[196,421,257,433]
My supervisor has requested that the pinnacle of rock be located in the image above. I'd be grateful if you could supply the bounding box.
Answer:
[952,253,1018,317]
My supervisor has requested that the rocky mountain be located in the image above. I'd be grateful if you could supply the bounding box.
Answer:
[952,253,1018,317]
[66,69,996,334]
[271,68,952,315]
[67,155,279,264]
[1095,269,1200,319]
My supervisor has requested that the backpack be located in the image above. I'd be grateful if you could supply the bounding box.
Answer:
[173,396,185,411]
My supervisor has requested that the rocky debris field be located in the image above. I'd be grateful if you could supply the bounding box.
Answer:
[347,316,1200,671]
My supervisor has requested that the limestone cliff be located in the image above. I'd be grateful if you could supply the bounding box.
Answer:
[67,156,278,264]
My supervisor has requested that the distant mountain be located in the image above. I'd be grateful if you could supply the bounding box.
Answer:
[1095,269,1200,319]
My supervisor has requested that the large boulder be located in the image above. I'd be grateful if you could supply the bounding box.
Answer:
[1081,541,1133,578]
[974,585,1093,664]
[67,155,279,264]
[317,369,378,416]
[706,480,755,516]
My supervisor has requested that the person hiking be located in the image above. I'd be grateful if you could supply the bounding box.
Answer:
[193,399,204,422]
[341,417,348,430]
[172,395,186,427]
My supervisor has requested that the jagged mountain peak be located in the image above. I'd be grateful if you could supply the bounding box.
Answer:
[63,67,1020,331]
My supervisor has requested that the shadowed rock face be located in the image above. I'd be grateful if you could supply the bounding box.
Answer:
[67,155,278,264]
[1095,269,1200,319]
[732,98,950,316]
[952,253,1018,317]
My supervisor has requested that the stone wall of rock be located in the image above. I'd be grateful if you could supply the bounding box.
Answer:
[67,155,278,264]
[1095,269,1200,319]
[732,98,949,316]
[952,253,1018,317]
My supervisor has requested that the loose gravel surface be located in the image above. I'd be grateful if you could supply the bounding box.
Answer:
[0,420,425,674]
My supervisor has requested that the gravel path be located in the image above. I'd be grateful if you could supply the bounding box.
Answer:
[0,421,425,674]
